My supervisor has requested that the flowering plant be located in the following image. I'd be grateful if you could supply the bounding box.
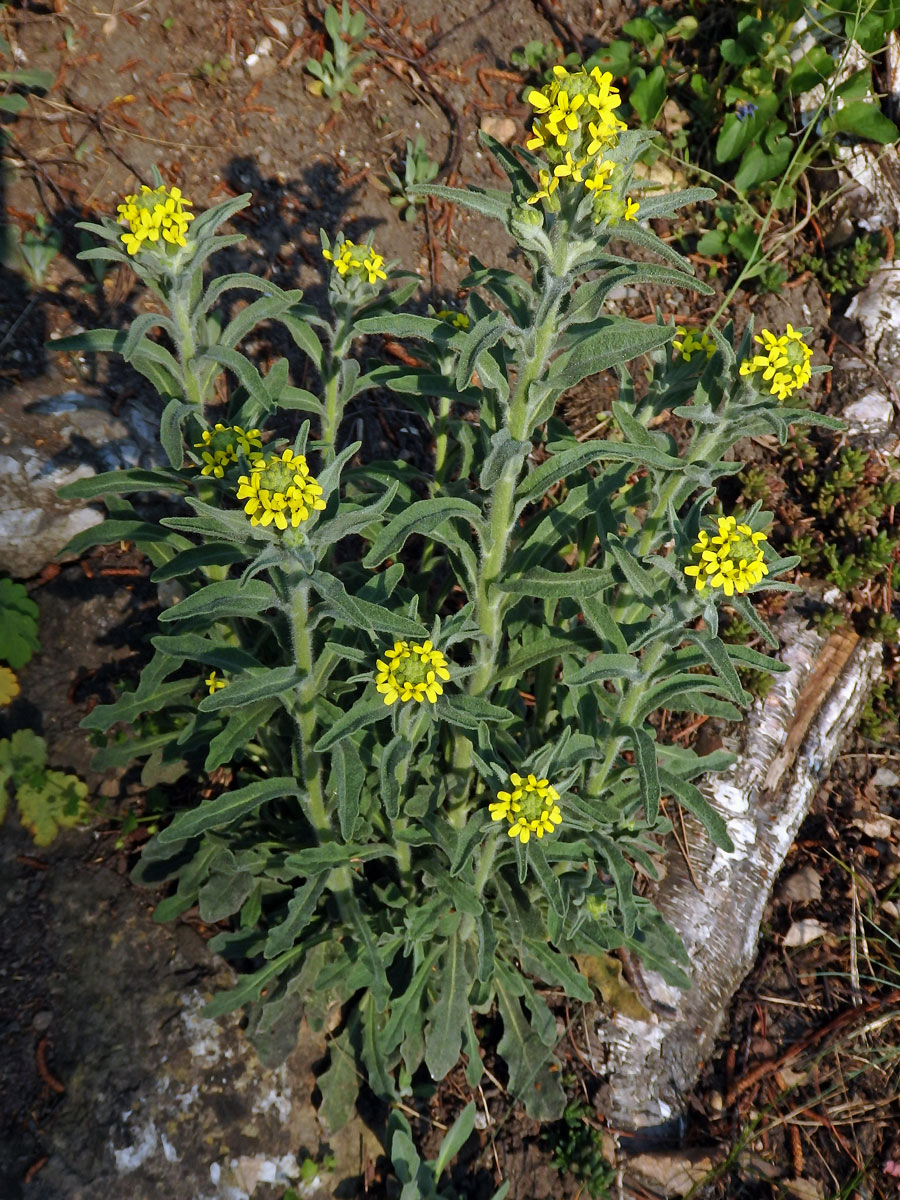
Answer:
[57,73,837,1128]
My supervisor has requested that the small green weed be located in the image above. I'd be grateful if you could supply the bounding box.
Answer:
[788,449,900,592]
[798,231,889,296]
[811,605,849,636]
[388,1102,508,1200]
[589,1,898,292]
[0,730,91,845]
[12,213,62,288]
[858,676,900,741]
[305,1,373,111]
[383,135,440,222]
[542,1101,616,1198]
[510,39,578,78]
[195,55,232,86]
[282,1151,337,1197]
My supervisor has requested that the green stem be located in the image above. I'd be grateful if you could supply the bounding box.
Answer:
[474,834,500,897]
[585,639,667,798]
[468,309,560,699]
[289,580,328,834]
[321,316,352,461]
[170,279,204,407]
[433,394,452,490]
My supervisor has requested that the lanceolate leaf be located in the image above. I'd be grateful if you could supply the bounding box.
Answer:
[198,665,301,711]
[314,700,387,752]
[205,700,279,771]
[434,694,515,730]
[626,723,661,824]
[410,182,512,222]
[659,767,734,852]
[264,875,328,959]
[424,930,474,1080]
[157,578,281,624]
[333,740,365,840]
[498,565,615,599]
[549,319,674,391]
[363,498,483,568]
[494,962,566,1121]
[499,628,599,680]
[157,776,303,843]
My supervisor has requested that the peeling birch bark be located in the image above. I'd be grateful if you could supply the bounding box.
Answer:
[595,615,883,1137]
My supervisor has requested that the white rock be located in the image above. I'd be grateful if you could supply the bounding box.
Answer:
[843,391,894,437]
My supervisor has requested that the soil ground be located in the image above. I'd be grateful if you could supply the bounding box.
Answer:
[2,1,900,1198]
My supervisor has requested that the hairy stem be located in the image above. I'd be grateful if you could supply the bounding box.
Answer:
[170,279,205,408]
[585,639,667,798]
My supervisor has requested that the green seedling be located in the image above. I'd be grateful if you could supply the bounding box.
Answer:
[13,213,62,288]
[196,55,232,86]
[305,1,373,111]
[383,135,440,222]
[798,231,890,296]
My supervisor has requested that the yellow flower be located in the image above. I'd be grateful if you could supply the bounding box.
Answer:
[739,324,813,401]
[673,327,716,363]
[374,639,451,705]
[489,772,563,844]
[553,150,587,182]
[235,447,326,531]
[323,238,387,285]
[683,516,769,598]
[205,671,227,694]
[585,111,626,155]
[117,184,194,256]
[526,168,560,205]
[623,196,640,221]
[584,159,615,192]
[194,423,263,477]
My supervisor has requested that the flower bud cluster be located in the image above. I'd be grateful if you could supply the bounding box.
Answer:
[117,184,194,256]
[235,448,326,532]
[683,516,769,597]
[322,237,388,286]
[739,324,813,401]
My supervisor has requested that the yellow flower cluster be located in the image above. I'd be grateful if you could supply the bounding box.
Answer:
[527,65,625,155]
[374,639,451,706]
[739,324,813,401]
[673,327,716,363]
[489,772,563,844]
[235,448,326,531]
[524,64,638,222]
[683,516,769,598]
[322,239,388,285]
[117,184,194,256]
[194,423,263,477]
